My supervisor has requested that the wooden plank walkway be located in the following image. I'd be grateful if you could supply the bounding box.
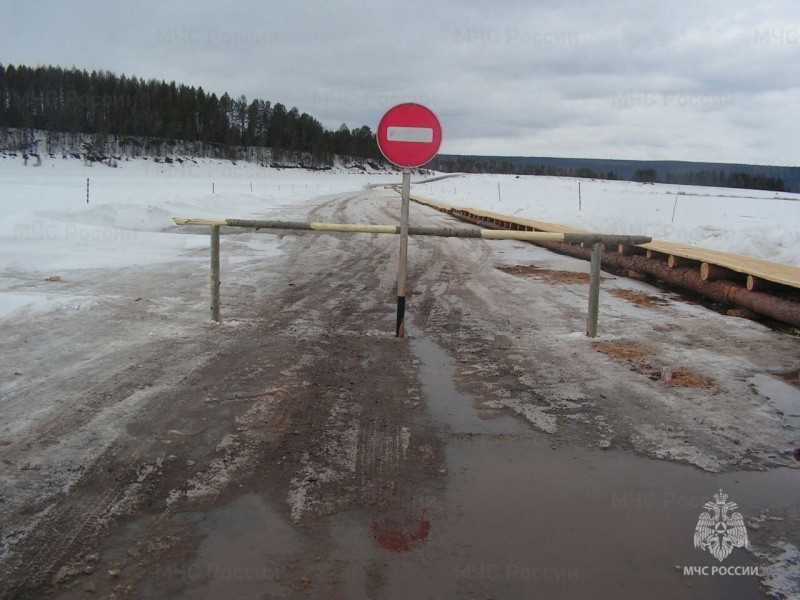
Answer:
[640,240,800,289]
[409,193,800,291]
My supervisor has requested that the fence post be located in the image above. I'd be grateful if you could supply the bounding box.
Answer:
[587,242,603,337]
[210,225,221,323]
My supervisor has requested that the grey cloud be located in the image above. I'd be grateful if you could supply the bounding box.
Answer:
[0,0,796,164]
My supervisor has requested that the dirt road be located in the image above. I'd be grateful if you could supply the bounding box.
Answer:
[1,188,798,598]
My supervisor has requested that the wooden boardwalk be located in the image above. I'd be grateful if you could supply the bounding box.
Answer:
[409,193,800,292]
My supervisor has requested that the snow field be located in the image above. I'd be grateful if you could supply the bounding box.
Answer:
[0,155,392,319]
[415,173,800,267]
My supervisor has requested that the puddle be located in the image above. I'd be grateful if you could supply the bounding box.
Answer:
[748,373,800,428]
[408,322,530,436]
[407,438,798,599]
[391,323,800,598]
[99,324,799,599]
[172,494,302,600]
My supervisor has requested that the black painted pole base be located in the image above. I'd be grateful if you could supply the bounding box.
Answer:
[396,296,406,337]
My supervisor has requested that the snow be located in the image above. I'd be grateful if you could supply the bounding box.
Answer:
[414,174,800,267]
[0,154,389,275]
[1,154,798,595]
[3,158,798,307]
[754,541,800,599]
[0,154,403,327]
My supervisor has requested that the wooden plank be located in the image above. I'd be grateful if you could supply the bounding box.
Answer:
[643,239,800,288]
[409,194,454,213]
[408,189,800,290]
[412,191,800,289]
[460,207,586,234]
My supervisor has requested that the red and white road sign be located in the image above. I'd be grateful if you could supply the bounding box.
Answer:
[376,103,442,168]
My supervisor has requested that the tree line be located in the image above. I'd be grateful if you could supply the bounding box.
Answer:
[432,156,621,180]
[0,64,382,164]
[433,157,786,192]
[631,168,785,191]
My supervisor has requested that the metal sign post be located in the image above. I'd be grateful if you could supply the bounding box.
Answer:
[397,168,411,336]
[376,103,442,337]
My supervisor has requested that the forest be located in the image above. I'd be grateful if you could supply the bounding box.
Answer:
[432,157,787,192]
[0,64,382,164]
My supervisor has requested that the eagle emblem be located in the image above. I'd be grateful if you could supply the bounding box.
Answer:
[693,489,750,562]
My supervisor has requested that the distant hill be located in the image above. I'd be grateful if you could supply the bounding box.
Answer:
[432,155,800,194]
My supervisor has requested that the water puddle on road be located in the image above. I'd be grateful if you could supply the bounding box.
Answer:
[748,373,800,429]
[389,323,800,599]
[409,328,530,436]
[104,323,799,599]
[171,494,302,600]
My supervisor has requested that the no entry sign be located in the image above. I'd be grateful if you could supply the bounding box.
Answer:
[376,103,442,168]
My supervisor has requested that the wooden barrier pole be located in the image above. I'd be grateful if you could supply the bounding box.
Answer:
[173,218,651,247]
[397,168,411,337]
[210,225,221,323]
[587,242,603,338]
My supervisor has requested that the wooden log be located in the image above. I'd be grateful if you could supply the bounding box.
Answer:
[512,237,800,328]
[647,249,668,261]
[701,262,738,282]
[747,275,777,292]
[668,255,694,269]
[618,244,646,256]
[173,218,652,246]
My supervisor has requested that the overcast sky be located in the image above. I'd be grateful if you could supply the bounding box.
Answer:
[1,0,798,165]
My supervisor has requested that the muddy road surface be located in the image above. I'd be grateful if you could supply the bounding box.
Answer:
[1,188,799,599]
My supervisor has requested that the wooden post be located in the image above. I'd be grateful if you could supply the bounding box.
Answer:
[578,181,582,211]
[587,242,603,338]
[86,178,89,204]
[668,255,693,269]
[646,249,668,261]
[396,168,411,337]
[747,275,777,292]
[210,225,221,323]
[701,262,738,282]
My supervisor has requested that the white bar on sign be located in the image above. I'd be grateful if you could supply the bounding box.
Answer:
[387,126,434,143]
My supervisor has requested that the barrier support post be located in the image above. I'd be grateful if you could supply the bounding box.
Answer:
[587,242,603,338]
[210,225,221,323]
